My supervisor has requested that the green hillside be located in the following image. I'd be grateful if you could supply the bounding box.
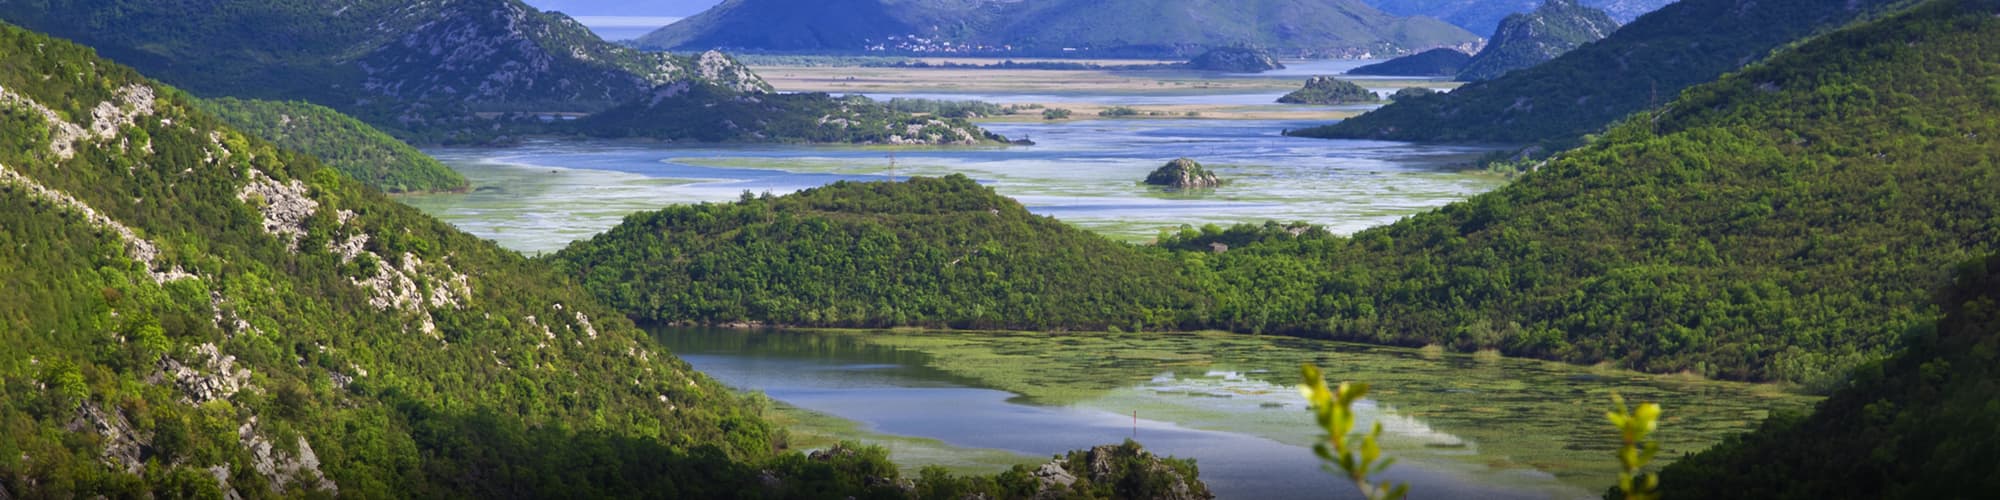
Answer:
[0,21,1195,498]
[1292,0,1905,146]
[574,87,1004,145]
[1658,251,2000,498]
[1454,0,1621,82]
[549,175,1200,330]
[563,0,2000,393]
[637,0,1481,58]
[194,98,468,194]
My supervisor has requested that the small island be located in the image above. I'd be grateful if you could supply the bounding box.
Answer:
[1277,76,1382,105]
[1145,158,1224,188]
[1185,47,1286,73]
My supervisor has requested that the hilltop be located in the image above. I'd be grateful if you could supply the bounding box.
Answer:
[1292,0,1903,146]
[1364,0,1674,34]
[0,0,987,145]
[1454,0,1620,81]
[637,0,1481,58]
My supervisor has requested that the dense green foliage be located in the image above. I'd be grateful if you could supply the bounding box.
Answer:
[574,89,1004,145]
[194,98,468,194]
[1454,0,1620,82]
[1658,248,2000,498]
[562,0,2000,392]
[1390,87,1438,100]
[1278,77,1382,105]
[550,176,1201,330]
[0,22,1195,498]
[1347,48,1472,77]
[1184,48,1286,73]
[0,21,784,496]
[639,0,1479,58]
[1293,0,1903,146]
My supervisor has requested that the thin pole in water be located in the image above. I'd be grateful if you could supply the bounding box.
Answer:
[1132,410,1138,437]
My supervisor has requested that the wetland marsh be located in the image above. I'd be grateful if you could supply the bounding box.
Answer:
[658,328,1819,500]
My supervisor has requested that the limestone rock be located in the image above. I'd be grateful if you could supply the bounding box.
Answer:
[1277,76,1383,105]
[1145,158,1223,189]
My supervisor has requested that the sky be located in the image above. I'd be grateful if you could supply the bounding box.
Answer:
[523,0,725,39]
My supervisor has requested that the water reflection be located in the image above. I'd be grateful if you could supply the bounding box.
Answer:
[650,328,1776,499]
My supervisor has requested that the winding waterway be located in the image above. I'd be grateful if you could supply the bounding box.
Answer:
[656,328,1817,500]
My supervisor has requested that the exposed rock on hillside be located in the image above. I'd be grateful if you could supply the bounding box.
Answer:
[1145,158,1224,188]
[1456,0,1621,81]
[1278,77,1383,104]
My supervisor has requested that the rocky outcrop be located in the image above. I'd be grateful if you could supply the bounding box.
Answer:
[163,343,252,404]
[239,171,320,250]
[69,402,144,474]
[238,417,338,494]
[1456,0,1621,81]
[1145,158,1224,189]
[0,164,193,283]
[1278,76,1383,105]
[1391,87,1439,100]
[1029,442,1212,500]
[1185,47,1287,73]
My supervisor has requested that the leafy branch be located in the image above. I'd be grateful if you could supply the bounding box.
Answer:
[1607,393,1663,500]
[1299,363,1408,500]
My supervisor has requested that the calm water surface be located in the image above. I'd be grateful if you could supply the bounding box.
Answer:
[657,328,1817,500]
[411,118,1504,254]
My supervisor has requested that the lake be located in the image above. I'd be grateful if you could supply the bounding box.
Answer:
[656,328,1818,500]
[409,118,1505,254]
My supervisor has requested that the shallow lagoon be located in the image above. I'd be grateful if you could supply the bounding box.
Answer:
[658,328,1818,500]
[409,119,1505,254]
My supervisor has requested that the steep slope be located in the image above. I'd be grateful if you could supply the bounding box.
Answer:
[1292,0,1902,145]
[0,21,1200,498]
[1454,0,1621,81]
[1365,0,1674,34]
[1232,0,2000,387]
[1658,254,2000,498]
[193,98,469,194]
[637,0,1002,52]
[548,175,1203,331]
[0,0,989,147]
[566,0,2000,393]
[0,21,789,497]
[636,0,1481,58]
[1348,48,1473,77]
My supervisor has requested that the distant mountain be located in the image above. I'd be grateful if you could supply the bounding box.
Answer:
[1455,0,1620,81]
[194,98,470,194]
[1348,48,1473,76]
[1364,0,1676,35]
[1291,0,1904,145]
[637,0,1482,58]
[0,0,985,146]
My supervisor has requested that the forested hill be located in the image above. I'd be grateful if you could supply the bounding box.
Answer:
[0,21,1208,498]
[549,175,1203,330]
[1660,252,2000,498]
[1292,0,1904,146]
[1454,0,1620,82]
[638,0,1480,58]
[0,0,994,146]
[562,0,2000,393]
[194,98,469,194]
[0,19,782,496]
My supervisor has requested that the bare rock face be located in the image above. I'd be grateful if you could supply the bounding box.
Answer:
[1033,460,1078,489]
[162,343,251,404]
[68,402,144,474]
[1145,158,1223,188]
[239,171,320,250]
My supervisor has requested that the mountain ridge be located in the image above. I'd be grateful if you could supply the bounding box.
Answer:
[637,0,1482,58]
